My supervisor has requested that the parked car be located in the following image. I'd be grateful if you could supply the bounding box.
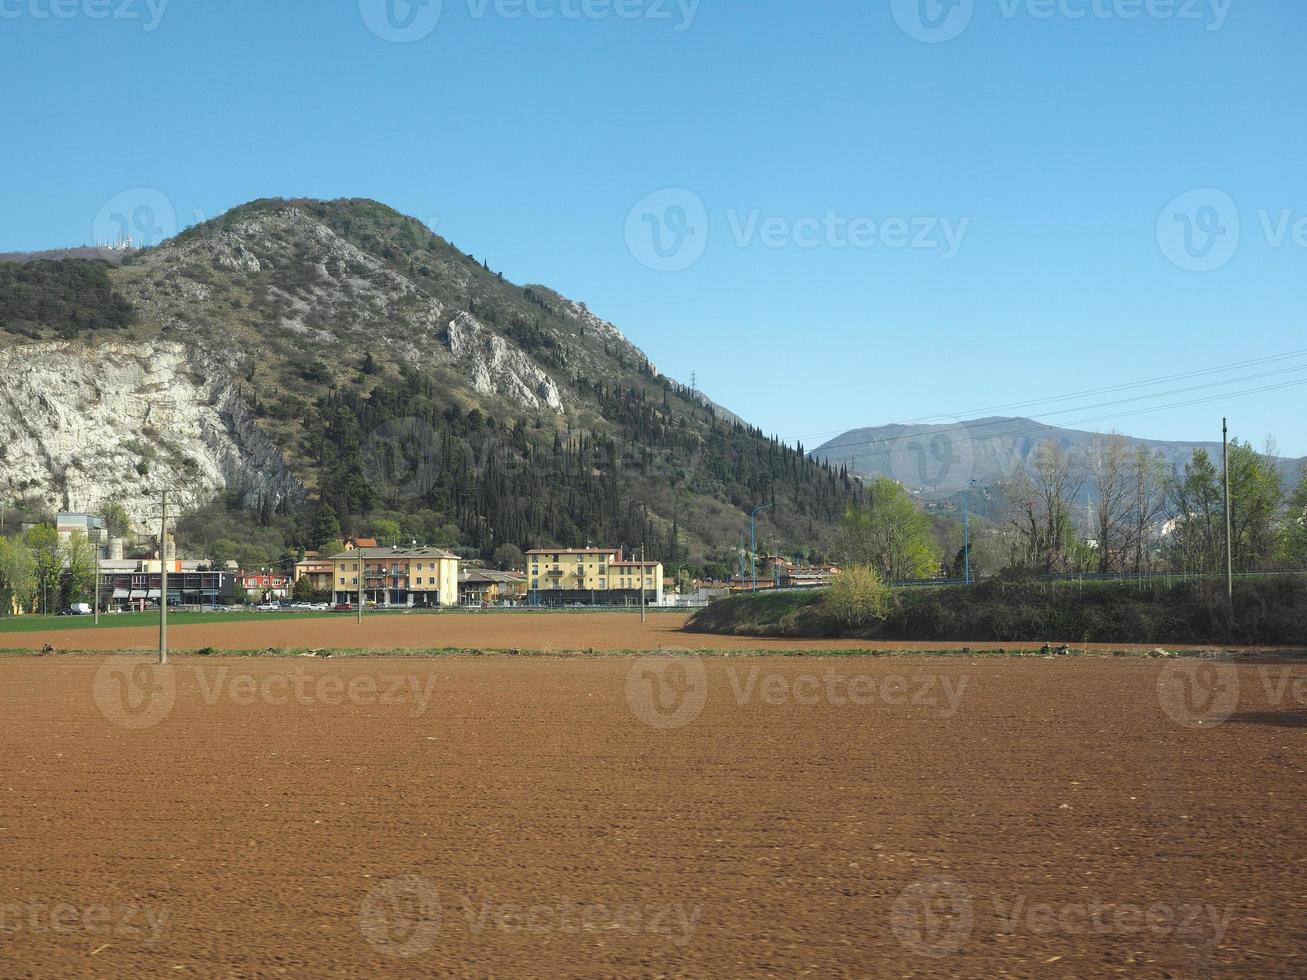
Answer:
[58,603,93,616]
[256,602,280,612]
[333,603,354,612]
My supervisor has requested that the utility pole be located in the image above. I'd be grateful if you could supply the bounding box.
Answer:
[1223,418,1233,601]
[750,503,772,592]
[639,544,647,624]
[358,552,365,624]
[94,545,100,626]
[159,489,168,665]
[963,479,977,585]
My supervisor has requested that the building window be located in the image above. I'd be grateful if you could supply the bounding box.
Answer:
[416,577,423,585]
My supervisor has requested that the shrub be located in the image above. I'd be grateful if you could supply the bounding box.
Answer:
[826,565,889,629]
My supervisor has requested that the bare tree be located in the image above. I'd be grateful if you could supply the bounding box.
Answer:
[1089,434,1132,573]
[1128,447,1172,573]
[1000,441,1085,574]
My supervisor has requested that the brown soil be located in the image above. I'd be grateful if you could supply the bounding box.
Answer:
[0,610,1294,654]
[0,656,1303,976]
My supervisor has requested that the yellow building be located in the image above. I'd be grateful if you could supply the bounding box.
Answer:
[527,548,664,606]
[294,554,336,594]
[330,547,460,608]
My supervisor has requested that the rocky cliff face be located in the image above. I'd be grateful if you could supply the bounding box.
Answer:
[118,206,574,417]
[0,339,304,529]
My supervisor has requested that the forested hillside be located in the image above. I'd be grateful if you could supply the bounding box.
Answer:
[0,198,860,570]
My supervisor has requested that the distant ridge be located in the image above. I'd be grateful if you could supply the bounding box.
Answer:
[812,416,1304,499]
[0,246,137,265]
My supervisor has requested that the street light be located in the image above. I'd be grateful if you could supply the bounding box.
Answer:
[750,503,772,592]
[963,479,978,585]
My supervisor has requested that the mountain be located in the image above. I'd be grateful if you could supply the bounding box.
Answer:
[0,198,857,564]
[812,417,1305,501]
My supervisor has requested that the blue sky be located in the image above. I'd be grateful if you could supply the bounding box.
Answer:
[2,0,1304,455]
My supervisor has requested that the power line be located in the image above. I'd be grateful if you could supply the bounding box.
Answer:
[812,361,1307,461]
[830,377,1307,475]
[787,347,1307,446]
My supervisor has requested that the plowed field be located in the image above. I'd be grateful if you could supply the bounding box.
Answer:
[0,610,1292,654]
[1,656,1304,976]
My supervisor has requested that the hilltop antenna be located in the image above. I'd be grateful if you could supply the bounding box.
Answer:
[689,372,698,398]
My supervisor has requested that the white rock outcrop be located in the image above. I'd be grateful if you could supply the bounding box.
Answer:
[445,312,563,412]
[0,339,304,530]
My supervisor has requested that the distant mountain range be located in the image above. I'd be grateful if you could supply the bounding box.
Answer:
[812,417,1305,500]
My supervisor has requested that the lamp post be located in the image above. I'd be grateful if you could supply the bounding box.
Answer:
[750,503,772,592]
[159,489,168,666]
[963,479,978,585]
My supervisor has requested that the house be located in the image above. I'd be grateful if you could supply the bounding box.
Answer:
[293,556,336,594]
[343,537,379,550]
[240,572,291,602]
[526,548,664,606]
[458,569,528,607]
[330,547,460,608]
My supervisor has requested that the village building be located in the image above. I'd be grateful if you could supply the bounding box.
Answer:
[330,547,460,608]
[526,548,664,606]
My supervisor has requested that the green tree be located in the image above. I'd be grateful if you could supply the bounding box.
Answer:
[1169,449,1223,574]
[0,536,38,615]
[826,564,890,628]
[310,504,342,550]
[275,549,298,575]
[371,518,402,545]
[100,501,133,538]
[839,478,940,582]
[61,532,95,607]
[492,543,524,570]
[208,538,239,571]
[292,576,316,601]
[1227,440,1283,570]
[1284,465,1307,568]
[24,525,60,614]
[1170,442,1284,573]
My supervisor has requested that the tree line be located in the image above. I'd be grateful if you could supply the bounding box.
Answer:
[0,527,96,615]
[836,433,1307,582]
